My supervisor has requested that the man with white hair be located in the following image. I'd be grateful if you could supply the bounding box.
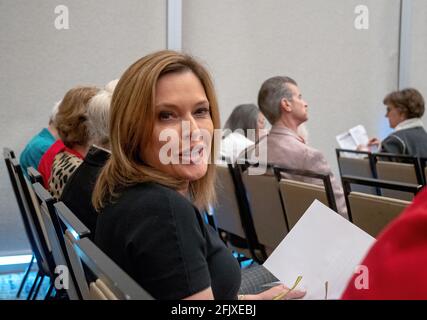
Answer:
[19,102,60,176]
[258,76,347,218]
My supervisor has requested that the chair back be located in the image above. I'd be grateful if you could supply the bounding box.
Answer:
[214,164,245,239]
[74,237,154,300]
[31,182,82,300]
[240,166,288,255]
[273,166,338,230]
[373,152,424,200]
[279,180,328,229]
[348,192,410,237]
[3,149,53,277]
[341,175,421,237]
[336,149,377,194]
[54,201,91,299]
[28,166,44,185]
[214,164,264,262]
[376,161,419,200]
[3,148,39,262]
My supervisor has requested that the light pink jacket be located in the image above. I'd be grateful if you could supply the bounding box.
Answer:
[266,125,348,218]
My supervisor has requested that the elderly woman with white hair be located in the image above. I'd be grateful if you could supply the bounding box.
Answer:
[60,85,114,236]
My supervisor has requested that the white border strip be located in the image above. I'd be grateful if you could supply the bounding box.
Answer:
[167,0,182,51]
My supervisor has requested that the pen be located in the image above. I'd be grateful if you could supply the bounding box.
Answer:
[273,275,303,300]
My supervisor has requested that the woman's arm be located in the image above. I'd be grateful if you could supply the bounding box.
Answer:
[183,284,306,300]
[242,284,306,300]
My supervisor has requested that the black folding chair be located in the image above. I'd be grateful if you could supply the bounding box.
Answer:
[54,201,92,299]
[372,152,424,185]
[74,237,154,300]
[236,163,286,260]
[27,166,44,185]
[273,166,338,229]
[55,201,150,299]
[3,148,36,298]
[274,166,337,210]
[214,163,266,264]
[336,148,378,195]
[3,148,56,299]
[31,179,87,300]
[341,175,422,237]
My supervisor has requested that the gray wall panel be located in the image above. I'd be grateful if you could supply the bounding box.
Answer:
[0,0,166,255]
[183,0,400,177]
[410,0,427,126]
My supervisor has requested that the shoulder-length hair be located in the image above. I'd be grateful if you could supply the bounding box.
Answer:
[383,88,425,119]
[224,104,260,139]
[55,86,99,148]
[92,50,220,211]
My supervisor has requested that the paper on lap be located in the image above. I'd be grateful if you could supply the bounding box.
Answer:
[263,200,375,300]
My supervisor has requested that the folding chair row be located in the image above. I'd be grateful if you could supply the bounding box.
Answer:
[31,183,86,300]
[73,236,153,300]
[213,163,339,262]
[34,181,153,300]
[341,175,422,238]
[213,164,265,263]
[3,147,56,300]
[336,148,426,199]
[273,166,337,229]
[242,165,338,251]
[3,147,151,300]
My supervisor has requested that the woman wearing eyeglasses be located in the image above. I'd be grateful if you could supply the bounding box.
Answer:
[360,88,427,157]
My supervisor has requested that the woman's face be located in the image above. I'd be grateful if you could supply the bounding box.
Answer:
[386,103,406,129]
[142,71,214,184]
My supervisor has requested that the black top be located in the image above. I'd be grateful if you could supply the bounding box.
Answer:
[381,127,427,158]
[60,146,110,238]
[95,182,241,300]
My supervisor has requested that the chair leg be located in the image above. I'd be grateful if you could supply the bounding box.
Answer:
[44,281,54,300]
[31,275,45,300]
[26,271,41,300]
[16,255,35,298]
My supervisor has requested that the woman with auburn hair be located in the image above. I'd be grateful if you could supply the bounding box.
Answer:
[360,88,427,157]
[38,86,99,198]
[92,50,305,300]
[60,87,114,238]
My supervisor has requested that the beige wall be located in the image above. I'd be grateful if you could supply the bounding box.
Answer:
[0,0,166,255]
[410,0,427,126]
[183,0,401,174]
[2,0,426,256]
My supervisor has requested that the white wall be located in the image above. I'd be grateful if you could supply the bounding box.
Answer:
[182,0,401,174]
[1,0,426,256]
[410,0,427,127]
[0,0,166,255]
